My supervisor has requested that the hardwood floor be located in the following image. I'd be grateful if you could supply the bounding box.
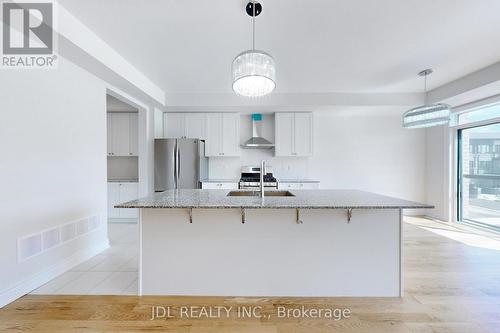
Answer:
[1,217,500,332]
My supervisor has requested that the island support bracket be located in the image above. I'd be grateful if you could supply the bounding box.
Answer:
[241,208,246,224]
[188,208,193,224]
[296,208,303,224]
[347,208,353,223]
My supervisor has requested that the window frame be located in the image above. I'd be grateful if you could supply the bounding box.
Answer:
[456,120,500,231]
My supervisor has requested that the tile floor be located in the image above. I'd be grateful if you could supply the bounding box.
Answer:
[31,223,138,295]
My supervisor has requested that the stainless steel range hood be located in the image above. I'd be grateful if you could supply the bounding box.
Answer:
[242,114,275,149]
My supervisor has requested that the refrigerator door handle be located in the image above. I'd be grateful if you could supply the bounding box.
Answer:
[173,140,178,189]
[177,145,181,181]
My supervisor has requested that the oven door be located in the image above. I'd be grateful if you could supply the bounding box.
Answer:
[239,182,278,190]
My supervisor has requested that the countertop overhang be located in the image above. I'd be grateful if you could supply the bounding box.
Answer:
[115,189,434,209]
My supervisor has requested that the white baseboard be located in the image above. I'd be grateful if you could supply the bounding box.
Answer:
[0,238,109,308]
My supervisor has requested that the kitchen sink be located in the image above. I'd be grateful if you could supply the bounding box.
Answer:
[227,191,295,197]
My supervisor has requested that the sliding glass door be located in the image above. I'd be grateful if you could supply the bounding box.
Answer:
[458,122,500,229]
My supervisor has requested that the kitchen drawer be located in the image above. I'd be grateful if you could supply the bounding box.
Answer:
[201,182,238,190]
[278,182,319,190]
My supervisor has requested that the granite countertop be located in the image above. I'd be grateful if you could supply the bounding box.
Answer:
[278,179,320,183]
[116,189,433,209]
[200,179,239,183]
[108,179,139,183]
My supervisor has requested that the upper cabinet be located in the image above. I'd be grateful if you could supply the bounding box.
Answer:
[275,112,313,157]
[185,113,206,139]
[129,113,139,156]
[163,113,206,139]
[206,113,240,157]
[163,113,185,138]
[164,112,239,157]
[107,113,138,156]
[221,113,240,156]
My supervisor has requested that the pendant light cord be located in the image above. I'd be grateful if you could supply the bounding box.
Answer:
[252,0,256,50]
[424,72,427,104]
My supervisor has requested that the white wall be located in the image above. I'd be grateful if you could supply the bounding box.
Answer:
[0,58,109,306]
[209,108,427,205]
[425,126,452,221]
[311,108,426,202]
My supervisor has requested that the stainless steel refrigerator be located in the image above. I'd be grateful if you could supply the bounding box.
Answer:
[154,138,208,191]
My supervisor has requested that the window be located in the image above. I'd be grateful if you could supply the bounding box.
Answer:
[458,122,500,229]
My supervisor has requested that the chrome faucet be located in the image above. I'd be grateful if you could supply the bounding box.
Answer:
[260,160,265,198]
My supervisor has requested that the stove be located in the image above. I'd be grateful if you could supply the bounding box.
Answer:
[238,166,278,190]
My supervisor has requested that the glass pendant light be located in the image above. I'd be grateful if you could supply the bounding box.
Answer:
[403,69,451,129]
[232,1,276,97]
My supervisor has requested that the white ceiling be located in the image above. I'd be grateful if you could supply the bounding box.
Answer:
[60,0,500,96]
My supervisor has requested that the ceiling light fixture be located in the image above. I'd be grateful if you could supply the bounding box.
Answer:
[403,69,451,129]
[232,1,276,97]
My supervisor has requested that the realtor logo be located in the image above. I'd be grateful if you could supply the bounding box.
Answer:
[1,1,57,68]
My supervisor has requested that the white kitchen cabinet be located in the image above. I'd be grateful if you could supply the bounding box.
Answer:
[107,182,139,219]
[185,113,206,139]
[110,113,130,156]
[119,183,139,218]
[274,113,294,156]
[294,113,313,156]
[107,113,138,156]
[201,182,238,190]
[163,113,206,139]
[107,183,121,218]
[129,113,139,156]
[275,112,313,157]
[221,113,240,156]
[163,112,239,156]
[205,113,222,156]
[205,113,240,157]
[278,182,319,190]
[163,113,185,138]
[107,115,113,156]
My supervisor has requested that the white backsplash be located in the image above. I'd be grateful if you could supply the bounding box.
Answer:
[208,155,310,180]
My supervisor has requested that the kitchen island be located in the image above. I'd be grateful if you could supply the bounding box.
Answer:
[117,189,432,297]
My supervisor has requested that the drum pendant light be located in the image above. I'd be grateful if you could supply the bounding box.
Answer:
[232,1,276,97]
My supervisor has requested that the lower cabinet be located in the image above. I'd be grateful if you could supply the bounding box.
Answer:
[278,182,320,190]
[108,182,139,219]
[201,182,239,190]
